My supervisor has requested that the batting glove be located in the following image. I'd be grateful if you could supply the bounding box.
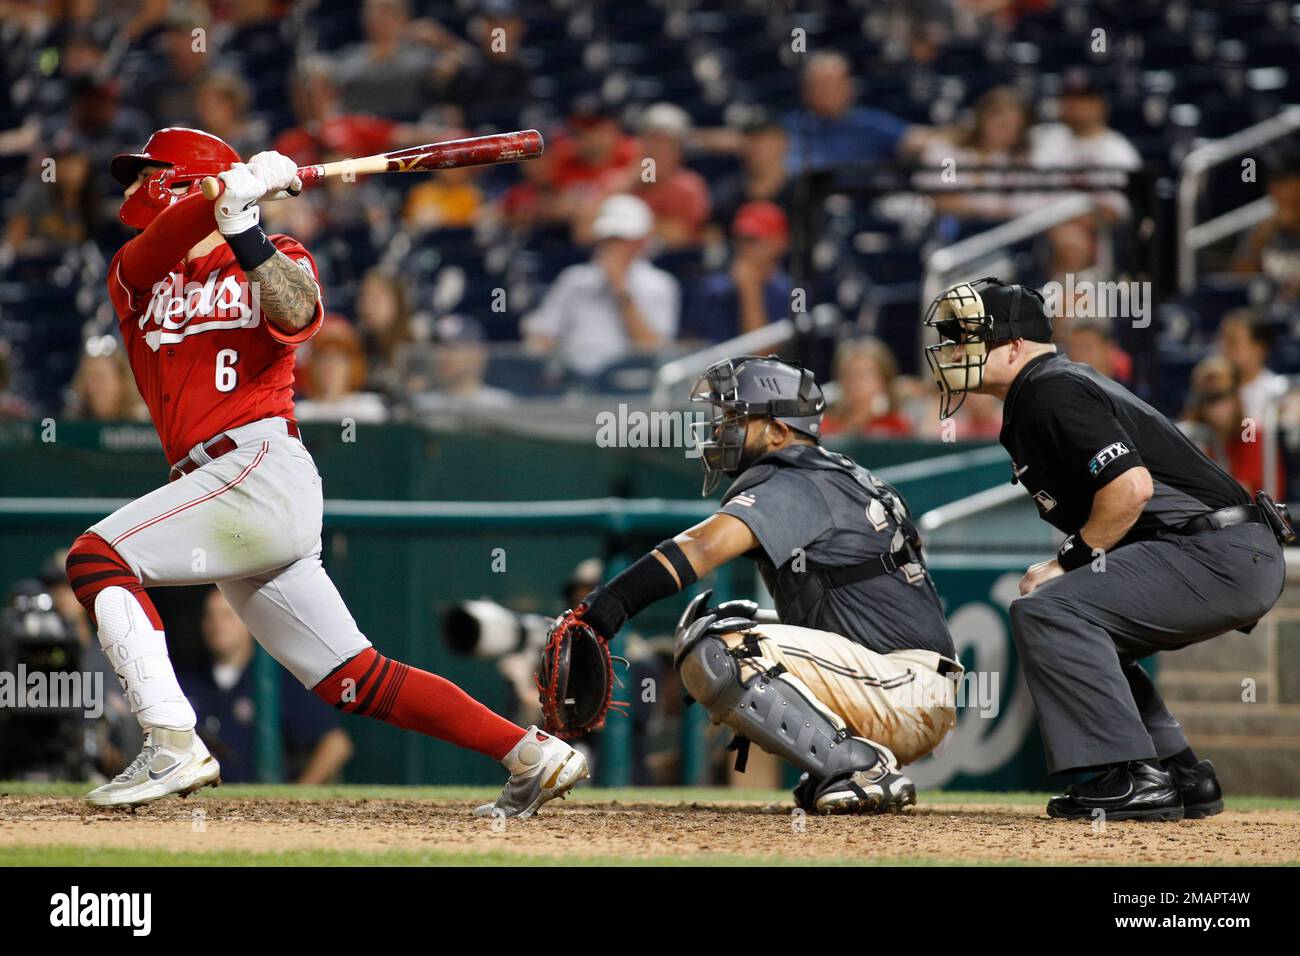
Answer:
[246,150,301,195]
[213,162,270,235]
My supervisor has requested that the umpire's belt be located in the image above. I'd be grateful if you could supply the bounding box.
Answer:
[1174,504,1263,536]
[169,419,301,482]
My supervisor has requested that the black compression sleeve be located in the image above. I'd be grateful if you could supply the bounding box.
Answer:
[656,538,698,587]
[580,550,681,638]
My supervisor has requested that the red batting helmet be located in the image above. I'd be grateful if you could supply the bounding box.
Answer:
[111,127,240,228]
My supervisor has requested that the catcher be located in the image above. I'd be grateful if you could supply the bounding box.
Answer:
[480,356,962,817]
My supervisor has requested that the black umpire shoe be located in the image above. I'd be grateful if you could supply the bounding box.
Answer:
[1166,758,1224,819]
[1046,762,1184,821]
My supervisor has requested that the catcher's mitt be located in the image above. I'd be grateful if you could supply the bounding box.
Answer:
[537,604,624,738]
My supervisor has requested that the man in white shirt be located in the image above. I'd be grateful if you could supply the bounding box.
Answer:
[1218,309,1286,425]
[523,194,680,379]
[1031,70,1141,221]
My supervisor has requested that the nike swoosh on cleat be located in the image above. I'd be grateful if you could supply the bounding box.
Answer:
[148,762,180,781]
[542,753,573,790]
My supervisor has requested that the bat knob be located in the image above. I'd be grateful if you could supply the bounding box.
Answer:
[200,176,223,200]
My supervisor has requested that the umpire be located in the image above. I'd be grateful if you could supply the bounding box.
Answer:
[924,277,1293,821]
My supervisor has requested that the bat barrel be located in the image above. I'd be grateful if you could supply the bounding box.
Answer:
[387,130,544,172]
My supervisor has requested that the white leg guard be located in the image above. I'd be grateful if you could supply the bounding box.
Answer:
[94,586,195,731]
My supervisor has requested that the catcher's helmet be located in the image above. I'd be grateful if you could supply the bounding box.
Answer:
[923,276,1052,419]
[111,127,241,228]
[689,355,825,495]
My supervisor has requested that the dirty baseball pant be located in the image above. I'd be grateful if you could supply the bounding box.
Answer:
[719,623,961,767]
[1009,522,1285,774]
[89,417,372,687]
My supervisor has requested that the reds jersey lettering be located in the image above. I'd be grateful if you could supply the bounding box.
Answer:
[108,233,322,462]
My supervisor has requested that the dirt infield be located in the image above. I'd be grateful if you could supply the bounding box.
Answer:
[2,791,1298,865]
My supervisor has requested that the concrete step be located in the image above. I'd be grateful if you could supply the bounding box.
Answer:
[1159,670,1273,704]
[1155,628,1272,673]
[1184,738,1300,798]
[1177,702,1300,738]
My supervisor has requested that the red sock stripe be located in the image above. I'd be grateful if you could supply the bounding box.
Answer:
[313,648,523,761]
[66,532,164,630]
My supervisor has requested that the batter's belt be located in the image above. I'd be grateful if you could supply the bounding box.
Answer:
[169,418,301,481]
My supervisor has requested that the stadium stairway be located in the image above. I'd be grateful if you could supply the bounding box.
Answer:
[1155,551,1300,797]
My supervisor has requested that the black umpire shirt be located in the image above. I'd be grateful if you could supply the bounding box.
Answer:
[1000,351,1249,545]
[716,444,956,658]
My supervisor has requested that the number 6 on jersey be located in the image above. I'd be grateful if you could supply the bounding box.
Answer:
[215,349,239,393]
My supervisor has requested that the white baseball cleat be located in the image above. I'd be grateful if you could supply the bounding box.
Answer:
[473,726,589,820]
[86,728,221,808]
[813,766,917,815]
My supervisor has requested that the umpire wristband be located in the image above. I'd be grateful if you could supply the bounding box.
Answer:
[225,224,277,272]
[1057,532,1095,572]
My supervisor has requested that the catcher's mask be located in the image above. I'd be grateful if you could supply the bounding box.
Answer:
[689,355,825,496]
[923,277,1052,418]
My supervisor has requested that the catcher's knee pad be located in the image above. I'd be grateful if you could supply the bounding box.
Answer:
[678,633,883,782]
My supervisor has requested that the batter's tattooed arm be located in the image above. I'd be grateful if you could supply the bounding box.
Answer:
[248,252,319,333]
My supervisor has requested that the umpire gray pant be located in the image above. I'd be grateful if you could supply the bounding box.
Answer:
[1009,521,1285,774]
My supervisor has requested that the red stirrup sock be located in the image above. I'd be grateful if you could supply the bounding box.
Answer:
[65,532,164,630]
[313,648,524,761]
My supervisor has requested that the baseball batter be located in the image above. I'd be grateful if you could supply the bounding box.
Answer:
[69,127,586,815]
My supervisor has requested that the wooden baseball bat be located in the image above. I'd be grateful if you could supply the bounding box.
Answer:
[199,129,544,200]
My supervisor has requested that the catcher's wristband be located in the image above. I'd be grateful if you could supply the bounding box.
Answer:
[1057,532,1095,572]
[581,549,682,638]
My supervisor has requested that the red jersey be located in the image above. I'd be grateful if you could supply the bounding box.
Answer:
[108,234,323,463]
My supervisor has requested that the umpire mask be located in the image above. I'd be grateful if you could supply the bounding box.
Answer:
[689,355,825,496]
[923,277,1052,418]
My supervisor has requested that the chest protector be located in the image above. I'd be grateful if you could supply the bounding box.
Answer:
[721,445,925,629]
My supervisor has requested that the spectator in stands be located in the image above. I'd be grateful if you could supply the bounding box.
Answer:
[822,337,914,438]
[1230,149,1300,302]
[332,0,440,121]
[683,201,791,342]
[295,318,389,424]
[925,86,1040,224]
[182,588,354,785]
[1217,309,1286,426]
[63,338,146,422]
[784,51,928,174]
[403,163,485,231]
[1179,355,1284,495]
[62,77,152,203]
[355,268,417,397]
[1063,319,1133,386]
[433,0,532,126]
[0,343,34,420]
[1030,69,1140,220]
[709,119,793,230]
[548,97,640,194]
[3,142,98,255]
[496,146,568,233]
[523,194,679,379]
[194,71,266,160]
[409,314,514,415]
[584,103,710,249]
[136,6,213,128]
[275,55,400,169]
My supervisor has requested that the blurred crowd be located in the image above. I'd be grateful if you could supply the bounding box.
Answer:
[0,0,1297,496]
